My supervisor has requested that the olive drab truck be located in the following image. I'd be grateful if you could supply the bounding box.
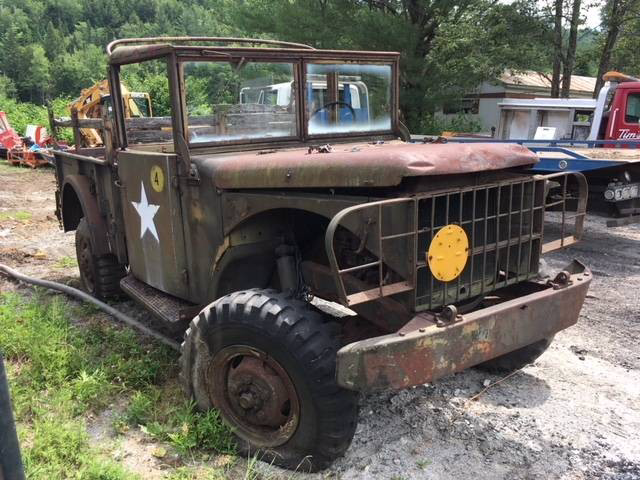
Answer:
[52,37,591,471]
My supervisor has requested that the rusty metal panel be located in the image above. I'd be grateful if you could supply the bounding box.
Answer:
[118,150,189,299]
[205,142,538,189]
[336,261,591,391]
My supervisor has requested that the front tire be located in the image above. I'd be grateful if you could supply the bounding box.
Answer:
[179,289,358,472]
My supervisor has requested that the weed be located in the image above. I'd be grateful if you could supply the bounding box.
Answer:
[0,210,32,222]
[416,458,432,469]
[166,466,229,480]
[0,160,40,175]
[21,418,136,480]
[0,161,31,174]
[120,389,235,455]
[54,256,78,269]
[168,406,236,455]
[166,468,197,480]
[124,389,159,426]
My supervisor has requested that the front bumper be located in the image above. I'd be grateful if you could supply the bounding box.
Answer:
[336,260,591,391]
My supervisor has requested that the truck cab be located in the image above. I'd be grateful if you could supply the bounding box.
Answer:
[52,37,591,472]
[593,72,640,141]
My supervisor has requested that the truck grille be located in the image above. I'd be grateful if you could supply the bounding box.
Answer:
[415,179,544,310]
[326,172,586,312]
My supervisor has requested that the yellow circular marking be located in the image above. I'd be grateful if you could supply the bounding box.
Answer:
[150,165,164,193]
[427,224,469,282]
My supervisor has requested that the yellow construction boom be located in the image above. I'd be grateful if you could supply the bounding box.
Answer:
[70,80,152,146]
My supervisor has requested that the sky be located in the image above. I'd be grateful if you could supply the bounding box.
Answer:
[583,2,603,29]
[520,1,603,29]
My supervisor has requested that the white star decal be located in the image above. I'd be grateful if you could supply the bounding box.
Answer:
[131,182,160,242]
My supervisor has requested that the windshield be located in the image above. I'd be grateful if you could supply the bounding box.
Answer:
[305,63,392,135]
[181,59,394,145]
[625,93,640,123]
[184,61,297,144]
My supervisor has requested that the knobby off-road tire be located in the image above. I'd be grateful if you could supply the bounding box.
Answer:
[179,289,358,472]
[75,218,125,300]
[476,335,555,373]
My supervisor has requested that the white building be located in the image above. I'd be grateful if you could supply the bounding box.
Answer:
[436,70,597,134]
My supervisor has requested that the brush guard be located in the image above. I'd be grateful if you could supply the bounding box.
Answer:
[325,172,587,311]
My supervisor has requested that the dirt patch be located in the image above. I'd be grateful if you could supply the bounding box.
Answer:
[1,160,639,479]
[0,163,78,288]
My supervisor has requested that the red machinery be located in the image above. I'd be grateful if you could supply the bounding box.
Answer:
[0,112,52,168]
[0,112,22,157]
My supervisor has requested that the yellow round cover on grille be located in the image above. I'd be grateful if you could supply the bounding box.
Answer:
[427,224,469,282]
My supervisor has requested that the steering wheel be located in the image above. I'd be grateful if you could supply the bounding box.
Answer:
[310,101,356,123]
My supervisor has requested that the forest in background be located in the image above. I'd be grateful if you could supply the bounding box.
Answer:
[1,0,639,135]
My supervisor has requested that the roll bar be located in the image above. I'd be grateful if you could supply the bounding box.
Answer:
[106,36,315,55]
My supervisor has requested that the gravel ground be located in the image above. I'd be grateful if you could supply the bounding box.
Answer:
[0,162,638,479]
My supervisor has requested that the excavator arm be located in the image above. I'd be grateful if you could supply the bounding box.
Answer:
[69,80,151,147]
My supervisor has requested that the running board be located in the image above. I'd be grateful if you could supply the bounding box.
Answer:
[119,275,199,333]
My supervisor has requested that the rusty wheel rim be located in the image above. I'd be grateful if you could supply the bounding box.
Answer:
[78,237,95,293]
[208,345,300,448]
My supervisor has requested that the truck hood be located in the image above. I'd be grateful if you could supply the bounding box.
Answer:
[195,141,538,189]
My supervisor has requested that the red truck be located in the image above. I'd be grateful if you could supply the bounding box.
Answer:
[597,72,640,141]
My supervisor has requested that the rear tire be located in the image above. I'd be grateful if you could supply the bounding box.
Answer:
[475,336,555,373]
[75,218,125,299]
[180,289,358,472]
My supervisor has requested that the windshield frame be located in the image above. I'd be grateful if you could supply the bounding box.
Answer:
[108,45,400,151]
[175,50,398,149]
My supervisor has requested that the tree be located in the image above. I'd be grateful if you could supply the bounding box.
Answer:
[551,0,564,97]
[236,0,551,129]
[594,0,640,96]
[548,0,585,97]
[21,44,51,103]
[608,16,640,75]
[573,28,600,76]
[43,21,67,61]
[51,45,106,97]
[0,75,17,99]
[561,0,582,97]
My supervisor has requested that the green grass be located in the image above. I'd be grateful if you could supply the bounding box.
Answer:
[0,291,235,479]
[0,160,32,174]
[0,210,32,222]
[54,256,78,269]
[116,387,235,456]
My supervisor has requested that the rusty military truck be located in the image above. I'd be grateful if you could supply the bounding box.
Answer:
[52,37,592,471]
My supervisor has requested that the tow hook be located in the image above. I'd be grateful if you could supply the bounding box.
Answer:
[436,304,462,327]
[547,270,573,290]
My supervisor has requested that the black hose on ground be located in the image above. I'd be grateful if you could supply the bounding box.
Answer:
[0,263,181,352]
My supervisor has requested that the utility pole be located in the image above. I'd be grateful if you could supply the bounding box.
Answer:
[0,354,25,480]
